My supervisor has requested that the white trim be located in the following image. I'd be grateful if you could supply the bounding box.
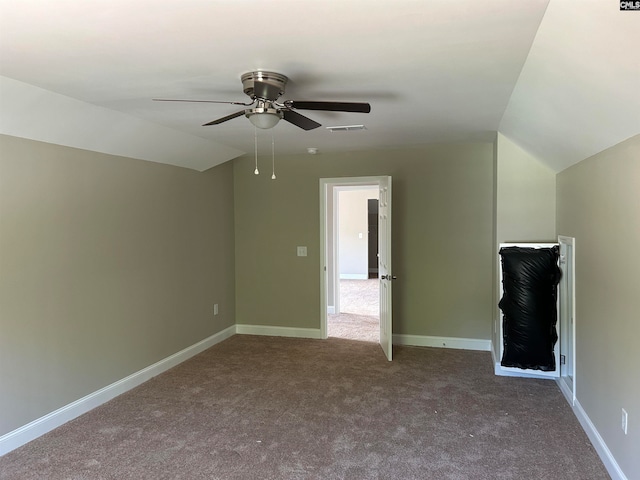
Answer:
[558,235,577,405]
[557,377,575,406]
[332,185,340,318]
[319,180,329,339]
[334,185,379,193]
[320,176,389,345]
[332,186,340,320]
[493,362,557,379]
[327,306,335,314]
[570,398,628,480]
[393,334,491,351]
[235,324,322,339]
[339,273,368,280]
[491,341,499,365]
[0,326,235,457]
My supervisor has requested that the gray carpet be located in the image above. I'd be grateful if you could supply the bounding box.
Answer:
[0,335,609,479]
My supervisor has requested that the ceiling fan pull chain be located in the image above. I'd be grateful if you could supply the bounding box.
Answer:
[271,132,276,180]
[254,126,259,175]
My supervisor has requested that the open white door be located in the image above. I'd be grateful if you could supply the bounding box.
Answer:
[378,176,393,361]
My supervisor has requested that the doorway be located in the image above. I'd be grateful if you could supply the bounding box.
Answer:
[319,176,393,359]
[330,186,379,342]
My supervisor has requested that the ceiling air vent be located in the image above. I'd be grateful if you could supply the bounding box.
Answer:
[326,125,367,132]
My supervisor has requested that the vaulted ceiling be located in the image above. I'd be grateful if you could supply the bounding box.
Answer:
[1,0,638,172]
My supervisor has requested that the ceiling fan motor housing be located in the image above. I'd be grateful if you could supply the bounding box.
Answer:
[241,71,288,101]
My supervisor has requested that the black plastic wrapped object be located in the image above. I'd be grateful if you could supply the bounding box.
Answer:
[499,246,561,371]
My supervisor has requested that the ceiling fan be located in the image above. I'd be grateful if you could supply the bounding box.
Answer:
[153,71,371,131]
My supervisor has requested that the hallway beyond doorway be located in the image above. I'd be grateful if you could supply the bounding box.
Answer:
[328,279,379,342]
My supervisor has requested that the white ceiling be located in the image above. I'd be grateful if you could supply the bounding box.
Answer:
[1,0,638,172]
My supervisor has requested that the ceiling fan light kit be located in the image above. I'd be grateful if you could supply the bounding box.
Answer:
[246,105,282,129]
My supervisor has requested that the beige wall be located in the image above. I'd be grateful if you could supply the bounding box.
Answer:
[234,143,494,339]
[556,134,640,478]
[492,133,557,356]
[496,133,556,243]
[0,135,236,436]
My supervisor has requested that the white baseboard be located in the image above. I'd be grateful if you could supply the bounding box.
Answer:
[393,334,491,351]
[235,324,322,339]
[569,397,628,480]
[235,328,489,352]
[339,274,368,280]
[0,325,235,457]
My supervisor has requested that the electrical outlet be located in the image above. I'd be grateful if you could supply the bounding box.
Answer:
[214,304,219,316]
[622,408,628,435]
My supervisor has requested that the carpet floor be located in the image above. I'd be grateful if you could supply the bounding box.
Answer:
[0,335,609,479]
[328,279,379,343]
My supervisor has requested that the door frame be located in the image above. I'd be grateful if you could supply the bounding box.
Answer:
[319,176,388,340]
[558,235,577,405]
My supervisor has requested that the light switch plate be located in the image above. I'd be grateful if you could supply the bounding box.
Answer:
[297,246,307,257]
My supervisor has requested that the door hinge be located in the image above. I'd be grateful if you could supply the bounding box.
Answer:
[560,354,566,365]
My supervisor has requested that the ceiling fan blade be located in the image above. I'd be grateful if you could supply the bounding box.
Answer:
[153,98,253,106]
[202,110,247,126]
[286,101,371,113]
[282,110,322,131]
